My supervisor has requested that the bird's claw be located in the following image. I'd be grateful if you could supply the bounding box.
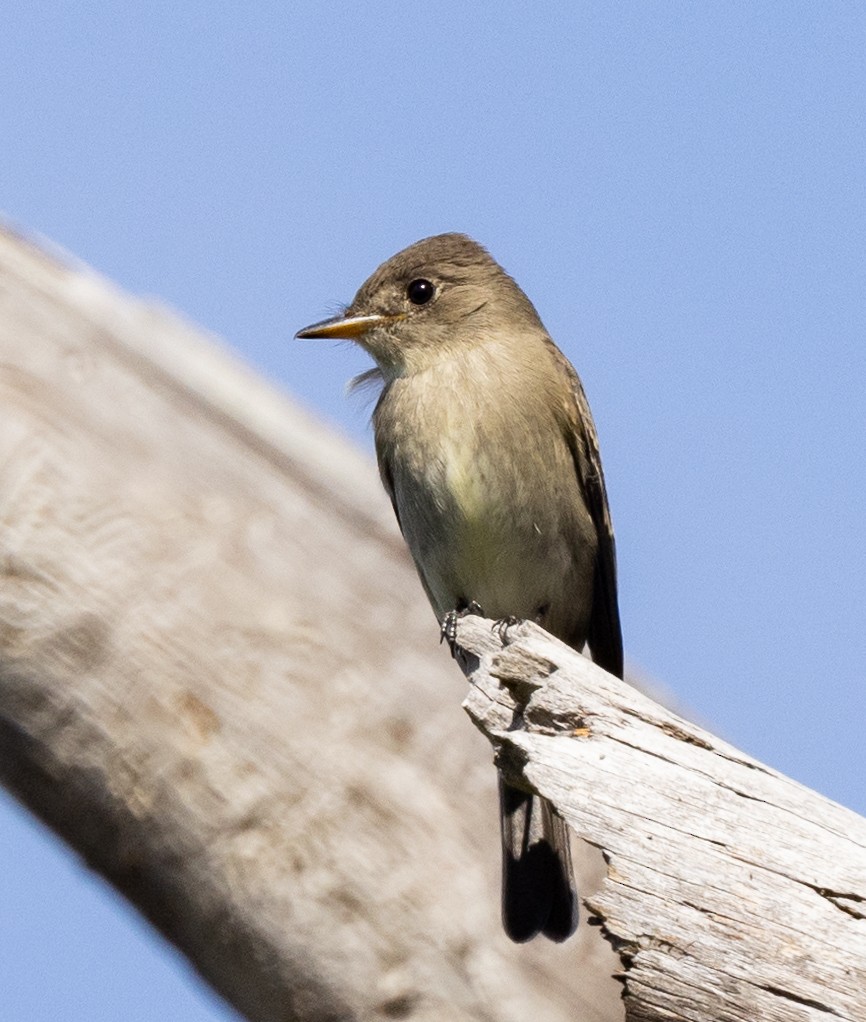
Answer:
[493,616,521,644]
[441,611,459,651]
[440,601,484,658]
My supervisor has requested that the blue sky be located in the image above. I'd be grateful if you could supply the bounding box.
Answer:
[2,4,864,1018]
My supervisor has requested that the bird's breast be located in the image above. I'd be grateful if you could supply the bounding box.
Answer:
[374,349,596,629]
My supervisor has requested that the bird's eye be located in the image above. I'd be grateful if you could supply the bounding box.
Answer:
[406,278,435,305]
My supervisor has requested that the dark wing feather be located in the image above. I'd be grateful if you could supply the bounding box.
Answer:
[547,341,624,679]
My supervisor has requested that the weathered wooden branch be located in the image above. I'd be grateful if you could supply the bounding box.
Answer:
[456,615,866,1022]
[0,225,622,1022]
[6,222,857,1022]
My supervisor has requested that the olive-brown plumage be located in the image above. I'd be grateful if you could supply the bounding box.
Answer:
[297,233,623,942]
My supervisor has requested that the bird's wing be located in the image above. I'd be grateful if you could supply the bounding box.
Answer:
[547,340,624,679]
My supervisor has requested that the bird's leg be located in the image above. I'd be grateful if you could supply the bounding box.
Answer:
[441,599,484,657]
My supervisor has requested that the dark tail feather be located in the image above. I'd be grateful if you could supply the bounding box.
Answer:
[499,776,578,942]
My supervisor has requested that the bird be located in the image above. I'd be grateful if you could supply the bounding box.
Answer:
[296,232,623,942]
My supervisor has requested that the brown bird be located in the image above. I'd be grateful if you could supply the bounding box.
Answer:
[297,233,623,942]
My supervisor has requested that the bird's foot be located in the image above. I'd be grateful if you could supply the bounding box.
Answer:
[493,615,522,645]
[441,601,484,658]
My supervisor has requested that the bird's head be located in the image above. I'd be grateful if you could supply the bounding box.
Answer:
[296,233,541,378]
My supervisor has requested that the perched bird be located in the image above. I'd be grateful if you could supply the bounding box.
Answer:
[297,233,623,942]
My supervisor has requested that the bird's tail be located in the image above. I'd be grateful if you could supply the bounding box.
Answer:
[498,774,578,942]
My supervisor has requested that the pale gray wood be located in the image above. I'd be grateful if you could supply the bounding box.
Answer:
[0,225,623,1022]
[458,615,866,1022]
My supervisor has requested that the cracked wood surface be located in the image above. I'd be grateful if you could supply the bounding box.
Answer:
[458,615,866,1022]
[0,225,625,1022]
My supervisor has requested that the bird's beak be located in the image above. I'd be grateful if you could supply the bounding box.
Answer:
[295,313,388,340]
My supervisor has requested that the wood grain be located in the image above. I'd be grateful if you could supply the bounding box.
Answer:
[0,225,622,1022]
[459,615,866,1022]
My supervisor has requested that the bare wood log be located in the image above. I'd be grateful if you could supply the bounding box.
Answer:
[457,615,866,1022]
[0,225,623,1022]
